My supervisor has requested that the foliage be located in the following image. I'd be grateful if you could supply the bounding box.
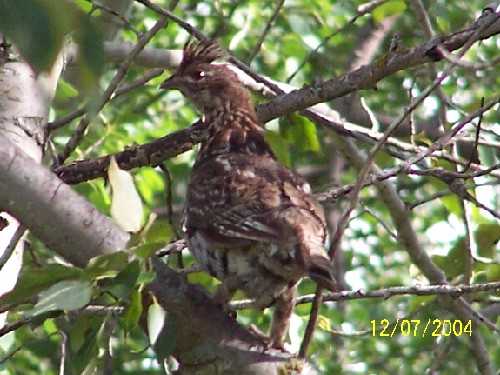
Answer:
[0,0,498,374]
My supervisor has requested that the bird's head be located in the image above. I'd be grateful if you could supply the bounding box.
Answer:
[161,40,254,116]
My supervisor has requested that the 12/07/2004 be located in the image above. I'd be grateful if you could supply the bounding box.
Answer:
[371,319,472,337]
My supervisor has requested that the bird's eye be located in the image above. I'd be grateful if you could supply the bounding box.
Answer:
[190,70,205,80]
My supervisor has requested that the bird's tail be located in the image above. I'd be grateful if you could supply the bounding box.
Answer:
[308,254,336,291]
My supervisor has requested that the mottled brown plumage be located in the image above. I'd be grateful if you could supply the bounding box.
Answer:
[161,40,335,349]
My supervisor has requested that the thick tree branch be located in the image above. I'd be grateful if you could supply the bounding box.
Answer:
[0,3,325,372]
[53,9,499,184]
[0,133,317,374]
[54,120,206,184]
[0,135,130,267]
[0,53,63,328]
[150,259,317,374]
[256,8,499,122]
[63,41,183,70]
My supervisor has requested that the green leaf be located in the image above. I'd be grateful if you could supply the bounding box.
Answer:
[441,194,461,218]
[373,1,407,23]
[141,219,175,245]
[413,131,433,146]
[280,114,320,153]
[73,14,104,96]
[83,251,130,280]
[74,0,93,13]
[137,271,156,285]
[55,78,79,100]
[0,0,65,72]
[69,317,102,374]
[432,237,468,278]
[317,315,332,332]
[475,224,500,259]
[0,0,103,83]
[373,150,393,168]
[135,168,166,205]
[132,242,167,260]
[0,264,82,306]
[485,264,500,282]
[123,287,143,334]
[74,179,110,213]
[42,319,58,335]
[263,130,291,167]
[70,315,91,352]
[408,295,434,312]
[25,280,92,317]
[103,260,141,300]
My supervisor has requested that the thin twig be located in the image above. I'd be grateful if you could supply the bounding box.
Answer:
[463,97,484,172]
[246,0,285,64]
[159,164,183,268]
[229,281,500,310]
[55,16,168,164]
[286,0,392,82]
[87,0,140,36]
[0,224,26,271]
[315,98,499,203]
[0,311,61,338]
[328,17,487,259]
[407,180,497,210]
[437,45,500,71]
[460,195,474,285]
[360,205,398,240]
[298,288,323,358]
[447,178,500,220]
[0,345,21,365]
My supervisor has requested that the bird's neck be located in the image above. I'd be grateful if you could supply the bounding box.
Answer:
[202,99,257,124]
[197,106,275,160]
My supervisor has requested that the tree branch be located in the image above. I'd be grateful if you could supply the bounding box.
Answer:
[0,134,130,267]
[230,281,500,309]
[0,132,318,373]
[56,16,169,164]
[53,9,500,184]
[150,259,318,374]
[326,129,495,374]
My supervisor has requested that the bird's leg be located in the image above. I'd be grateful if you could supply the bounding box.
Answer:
[248,324,270,342]
[248,285,297,351]
[268,284,297,351]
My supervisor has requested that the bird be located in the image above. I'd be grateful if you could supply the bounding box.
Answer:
[160,39,336,350]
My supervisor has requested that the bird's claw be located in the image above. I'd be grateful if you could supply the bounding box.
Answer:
[248,324,288,352]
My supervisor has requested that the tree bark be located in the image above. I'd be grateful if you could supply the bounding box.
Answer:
[0,57,62,326]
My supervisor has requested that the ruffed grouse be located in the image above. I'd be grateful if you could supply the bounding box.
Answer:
[161,40,336,350]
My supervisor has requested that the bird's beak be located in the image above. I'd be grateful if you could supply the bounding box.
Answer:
[159,75,180,90]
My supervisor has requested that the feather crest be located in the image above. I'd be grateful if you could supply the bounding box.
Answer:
[179,39,226,73]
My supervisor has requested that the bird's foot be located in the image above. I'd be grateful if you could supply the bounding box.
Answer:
[248,324,288,352]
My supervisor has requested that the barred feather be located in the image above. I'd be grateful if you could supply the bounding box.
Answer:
[161,40,336,350]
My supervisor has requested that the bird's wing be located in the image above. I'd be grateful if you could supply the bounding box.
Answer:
[185,153,326,248]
